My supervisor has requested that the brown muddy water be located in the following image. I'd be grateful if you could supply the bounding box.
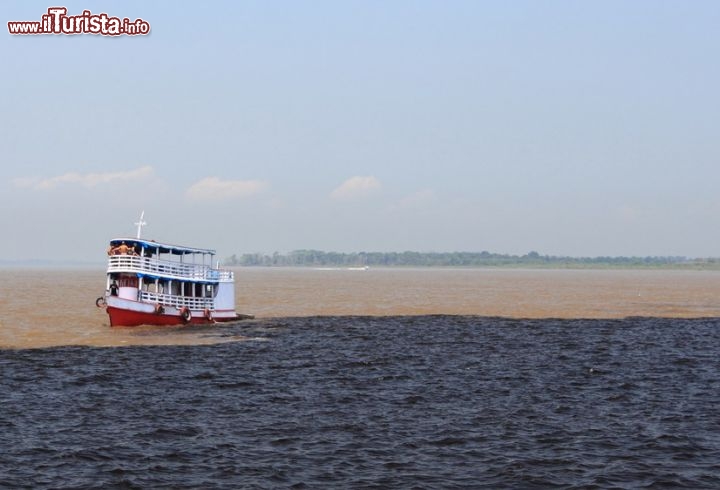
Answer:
[2,267,720,349]
[3,267,720,488]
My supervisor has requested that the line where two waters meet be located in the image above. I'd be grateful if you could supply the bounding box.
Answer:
[3,267,720,349]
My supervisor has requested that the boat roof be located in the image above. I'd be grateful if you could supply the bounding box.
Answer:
[110,238,216,256]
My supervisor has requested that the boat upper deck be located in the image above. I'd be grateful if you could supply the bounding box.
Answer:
[109,237,217,256]
[107,237,233,282]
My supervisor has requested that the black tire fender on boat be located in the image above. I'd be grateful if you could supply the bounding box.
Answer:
[95,296,106,308]
[154,304,165,315]
[180,307,192,323]
[204,308,213,322]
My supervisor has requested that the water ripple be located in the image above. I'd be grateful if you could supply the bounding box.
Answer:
[2,316,720,488]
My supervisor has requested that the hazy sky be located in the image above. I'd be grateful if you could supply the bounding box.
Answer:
[2,1,719,261]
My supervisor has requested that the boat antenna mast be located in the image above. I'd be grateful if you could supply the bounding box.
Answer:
[134,210,147,239]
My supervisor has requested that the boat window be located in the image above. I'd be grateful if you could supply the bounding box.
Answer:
[119,276,138,288]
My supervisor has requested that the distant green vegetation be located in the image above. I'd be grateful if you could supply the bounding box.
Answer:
[223,250,720,269]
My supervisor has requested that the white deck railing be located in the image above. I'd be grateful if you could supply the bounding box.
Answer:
[107,255,233,281]
[139,291,215,310]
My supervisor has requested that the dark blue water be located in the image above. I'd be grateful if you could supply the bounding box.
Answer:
[2,316,720,489]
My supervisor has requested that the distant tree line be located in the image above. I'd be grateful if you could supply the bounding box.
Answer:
[223,250,720,269]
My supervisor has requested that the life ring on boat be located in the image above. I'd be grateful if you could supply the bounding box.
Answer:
[154,304,165,315]
[180,307,192,323]
[204,308,213,322]
[95,296,106,308]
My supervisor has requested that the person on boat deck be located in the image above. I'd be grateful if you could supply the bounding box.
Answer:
[117,242,129,255]
[107,245,115,256]
[109,281,119,296]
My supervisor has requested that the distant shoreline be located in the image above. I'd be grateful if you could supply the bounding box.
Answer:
[4,252,720,271]
[224,251,720,271]
[228,264,720,271]
[5,263,720,271]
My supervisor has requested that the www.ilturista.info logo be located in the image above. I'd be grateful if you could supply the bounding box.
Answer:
[8,7,150,36]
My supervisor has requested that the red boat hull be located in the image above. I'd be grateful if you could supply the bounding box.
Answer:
[106,305,239,327]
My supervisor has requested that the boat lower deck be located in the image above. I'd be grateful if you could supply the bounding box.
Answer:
[103,296,240,327]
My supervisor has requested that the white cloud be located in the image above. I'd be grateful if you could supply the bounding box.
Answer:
[330,176,381,200]
[186,177,268,200]
[13,166,154,190]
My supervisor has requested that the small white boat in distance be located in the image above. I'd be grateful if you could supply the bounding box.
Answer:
[96,212,244,327]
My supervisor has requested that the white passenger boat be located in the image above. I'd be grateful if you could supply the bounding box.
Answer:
[96,213,243,327]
